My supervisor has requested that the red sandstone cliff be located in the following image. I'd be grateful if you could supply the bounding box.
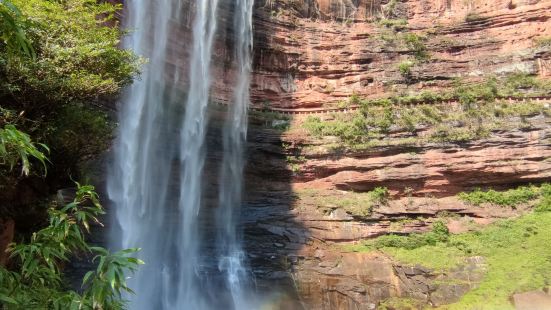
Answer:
[251,0,551,108]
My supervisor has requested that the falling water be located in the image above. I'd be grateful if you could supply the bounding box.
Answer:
[175,0,219,307]
[108,0,255,309]
[216,0,254,308]
[107,0,181,308]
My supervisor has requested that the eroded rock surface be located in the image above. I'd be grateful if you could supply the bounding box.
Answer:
[242,117,548,308]
[294,124,551,196]
[251,0,551,108]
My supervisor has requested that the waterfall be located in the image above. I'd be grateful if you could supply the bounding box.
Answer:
[216,0,254,308]
[107,0,179,308]
[175,0,219,307]
[107,0,255,309]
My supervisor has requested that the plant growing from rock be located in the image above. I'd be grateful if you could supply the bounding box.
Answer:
[364,219,450,250]
[369,186,390,206]
[283,142,306,173]
[459,185,542,207]
[535,184,551,212]
[465,12,486,23]
[398,60,415,80]
[380,0,400,20]
[403,33,429,61]
[378,18,408,32]
[300,76,551,149]
[295,187,390,218]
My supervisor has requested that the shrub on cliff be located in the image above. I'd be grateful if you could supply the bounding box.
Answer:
[459,185,540,207]
[368,211,551,308]
[398,60,414,80]
[501,72,551,96]
[403,33,429,61]
[454,77,498,107]
[369,220,450,250]
[465,12,486,23]
[535,183,551,212]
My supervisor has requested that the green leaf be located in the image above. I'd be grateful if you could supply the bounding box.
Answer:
[81,271,94,286]
[0,295,18,304]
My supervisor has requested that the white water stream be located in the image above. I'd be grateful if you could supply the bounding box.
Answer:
[108,0,254,308]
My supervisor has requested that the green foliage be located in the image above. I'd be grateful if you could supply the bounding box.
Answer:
[0,0,35,58]
[505,72,541,90]
[49,104,113,167]
[0,124,48,176]
[302,116,324,137]
[2,0,140,105]
[465,12,486,23]
[534,183,551,212]
[296,187,389,217]
[403,33,429,61]
[499,72,551,96]
[381,0,399,19]
[454,77,498,107]
[79,247,143,309]
[493,101,548,117]
[429,125,489,143]
[303,115,370,144]
[286,155,306,173]
[370,186,389,205]
[0,183,143,309]
[348,187,551,308]
[366,220,450,250]
[379,212,551,309]
[0,0,140,213]
[302,92,549,148]
[398,60,414,79]
[359,101,394,134]
[459,185,540,207]
[283,142,306,173]
[348,92,361,105]
[361,91,451,107]
[336,182,551,309]
[378,18,408,31]
[378,297,426,310]
[377,27,430,60]
[0,2,143,305]
[345,74,549,111]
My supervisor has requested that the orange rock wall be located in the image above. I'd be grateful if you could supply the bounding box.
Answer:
[251,0,551,108]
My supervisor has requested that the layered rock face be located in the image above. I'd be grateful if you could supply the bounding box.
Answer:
[241,1,551,308]
[250,0,551,108]
[241,112,550,309]
[293,123,551,196]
